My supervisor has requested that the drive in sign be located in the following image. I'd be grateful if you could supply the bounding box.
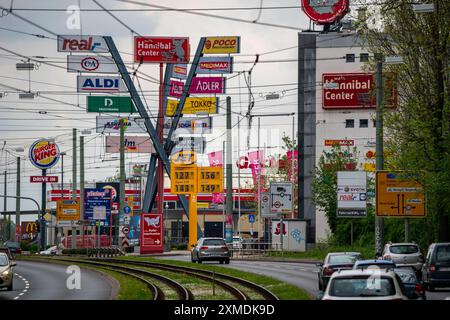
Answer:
[197,56,233,74]
[134,37,190,63]
[67,55,117,73]
[77,76,126,93]
[57,35,108,52]
[30,176,58,183]
[169,77,225,98]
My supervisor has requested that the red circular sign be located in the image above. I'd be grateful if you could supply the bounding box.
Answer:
[301,0,349,24]
[274,201,281,208]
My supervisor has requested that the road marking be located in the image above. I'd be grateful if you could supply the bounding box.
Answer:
[12,271,30,300]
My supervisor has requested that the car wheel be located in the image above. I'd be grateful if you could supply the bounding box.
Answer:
[318,279,323,291]
[224,259,230,264]
[219,260,224,264]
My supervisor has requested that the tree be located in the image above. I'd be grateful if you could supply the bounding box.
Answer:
[357,0,450,241]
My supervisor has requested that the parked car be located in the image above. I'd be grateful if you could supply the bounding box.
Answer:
[381,243,424,273]
[0,252,16,291]
[191,237,230,264]
[422,242,450,291]
[317,252,362,291]
[39,245,58,255]
[319,269,408,300]
[232,236,243,250]
[353,259,396,270]
[0,247,14,261]
[3,241,21,255]
[394,267,426,300]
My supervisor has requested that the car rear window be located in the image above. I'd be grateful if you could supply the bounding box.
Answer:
[390,245,418,254]
[203,239,226,246]
[329,255,359,265]
[436,246,450,263]
[329,277,396,297]
[394,269,417,284]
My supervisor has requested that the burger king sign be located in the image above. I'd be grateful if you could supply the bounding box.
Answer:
[29,139,60,170]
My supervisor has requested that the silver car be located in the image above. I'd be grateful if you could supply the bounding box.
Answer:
[0,252,16,291]
[191,237,230,264]
[381,243,424,271]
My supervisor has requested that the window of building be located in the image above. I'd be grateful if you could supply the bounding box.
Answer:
[360,53,369,62]
[346,53,355,63]
[164,201,176,210]
[345,119,355,128]
[360,119,369,128]
[373,120,377,127]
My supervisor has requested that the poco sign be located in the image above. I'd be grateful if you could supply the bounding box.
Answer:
[77,76,126,93]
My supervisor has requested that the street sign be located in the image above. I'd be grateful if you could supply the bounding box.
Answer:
[84,188,112,226]
[29,139,60,170]
[140,212,163,254]
[105,136,155,153]
[166,97,219,116]
[198,167,223,193]
[96,116,146,134]
[196,56,233,74]
[87,96,137,113]
[134,36,190,63]
[30,176,58,183]
[248,214,255,223]
[260,192,277,218]
[172,136,205,155]
[170,164,198,194]
[56,199,80,221]
[171,150,197,166]
[376,171,426,217]
[270,182,294,214]
[121,225,130,235]
[337,171,367,218]
[67,55,117,73]
[123,206,131,214]
[57,35,108,52]
[77,76,126,93]
[301,0,349,25]
[203,36,240,54]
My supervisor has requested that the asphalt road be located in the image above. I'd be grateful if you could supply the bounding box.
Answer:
[0,260,114,300]
[160,254,450,300]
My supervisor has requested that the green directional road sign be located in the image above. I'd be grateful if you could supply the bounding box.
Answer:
[87,96,137,113]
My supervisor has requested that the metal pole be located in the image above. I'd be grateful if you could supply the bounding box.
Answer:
[41,169,47,251]
[222,140,225,239]
[3,170,8,240]
[57,153,64,247]
[226,96,233,243]
[257,117,260,241]
[375,59,384,256]
[351,221,354,247]
[72,128,77,249]
[405,218,409,242]
[15,157,20,242]
[119,118,125,247]
[237,115,241,238]
[80,136,85,248]
[157,63,165,250]
[292,114,295,219]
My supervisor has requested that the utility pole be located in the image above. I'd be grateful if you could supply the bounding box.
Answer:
[72,128,77,249]
[375,57,384,256]
[80,136,85,248]
[118,118,125,246]
[57,152,66,247]
[225,96,233,243]
[3,171,7,240]
[15,157,20,242]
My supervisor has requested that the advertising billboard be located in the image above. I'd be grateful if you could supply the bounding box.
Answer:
[67,55,117,73]
[140,213,163,254]
[337,171,367,218]
[164,117,212,135]
[324,139,355,146]
[20,221,38,242]
[196,56,233,74]
[57,35,108,52]
[203,36,240,54]
[166,97,218,116]
[87,96,137,113]
[96,116,146,134]
[134,37,190,63]
[172,64,188,79]
[105,136,154,153]
[83,188,112,226]
[172,136,205,154]
[77,76,126,93]
[29,139,60,170]
[301,0,349,24]
[169,77,225,98]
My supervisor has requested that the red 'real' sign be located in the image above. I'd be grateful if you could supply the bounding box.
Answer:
[301,0,349,24]
[30,176,59,183]
[169,77,225,98]
[140,213,163,254]
[134,37,190,64]
[322,73,375,109]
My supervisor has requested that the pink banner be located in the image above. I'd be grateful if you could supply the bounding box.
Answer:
[208,150,223,167]
[212,193,225,204]
[286,150,298,181]
[190,77,225,94]
[169,80,184,98]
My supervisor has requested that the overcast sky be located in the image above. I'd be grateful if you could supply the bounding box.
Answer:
[0,0,323,212]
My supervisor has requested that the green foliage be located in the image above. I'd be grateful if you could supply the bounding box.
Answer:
[20,241,39,252]
[61,248,88,255]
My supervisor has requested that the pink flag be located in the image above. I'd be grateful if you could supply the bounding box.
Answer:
[286,150,298,181]
[208,150,223,167]
[212,193,224,204]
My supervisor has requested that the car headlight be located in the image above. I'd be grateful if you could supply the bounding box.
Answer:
[2,269,10,276]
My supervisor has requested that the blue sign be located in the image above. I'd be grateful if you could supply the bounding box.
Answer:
[248,214,255,223]
[124,206,131,214]
[84,188,112,226]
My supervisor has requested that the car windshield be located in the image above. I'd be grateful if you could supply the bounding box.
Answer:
[329,277,396,297]
[436,246,450,263]
[328,255,358,265]
[0,255,8,266]
[390,245,418,254]
[203,239,226,246]
[394,269,417,284]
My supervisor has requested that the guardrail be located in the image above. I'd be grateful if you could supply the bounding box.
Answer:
[230,242,283,259]
[86,246,125,258]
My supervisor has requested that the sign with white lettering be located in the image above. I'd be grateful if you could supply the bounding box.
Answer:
[106,136,154,153]
[169,77,225,98]
[96,116,146,134]
[77,76,126,93]
[172,136,205,154]
[134,37,190,63]
[57,35,108,52]
[197,56,233,74]
[337,171,367,218]
[67,55,117,73]
[164,117,212,135]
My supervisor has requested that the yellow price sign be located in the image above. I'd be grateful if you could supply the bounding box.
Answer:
[198,167,223,193]
[170,164,198,194]
[166,97,218,116]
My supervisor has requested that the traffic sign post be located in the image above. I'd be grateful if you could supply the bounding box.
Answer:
[270,182,294,255]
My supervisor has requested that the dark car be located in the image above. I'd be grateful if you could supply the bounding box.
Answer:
[422,243,450,291]
[317,252,362,291]
[3,241,21,255]
[394,267,426,300]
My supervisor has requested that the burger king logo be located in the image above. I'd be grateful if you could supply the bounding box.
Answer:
[29,139,60,170]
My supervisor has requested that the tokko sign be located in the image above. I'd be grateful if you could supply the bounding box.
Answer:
[134,37,190,63]
[57,35,108,52]
[67,55,117,73]
[322,73,375,109]
[166,97,218,116]
[29,139,60,170]
[169,77,225,98]
[77,76,126,93]
[301,0,349,24]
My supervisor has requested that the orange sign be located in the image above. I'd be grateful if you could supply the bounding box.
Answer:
[376,171,426,217]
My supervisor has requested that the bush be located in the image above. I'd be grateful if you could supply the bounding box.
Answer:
[124,246,134,253]
[62,248,88,255]
[20,241,39,252]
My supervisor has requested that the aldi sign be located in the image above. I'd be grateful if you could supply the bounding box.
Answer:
[197,56,233,74]
[134,36,190,63]
[67,55,117,73]
[87,96,137,113]
[322,73,375,109]
[57,35,108,52]
[77,76,126,93]
[96,116,146,134]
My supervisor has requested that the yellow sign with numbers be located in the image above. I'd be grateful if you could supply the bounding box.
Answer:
[170,164,198,194]
[198,167,223,193]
